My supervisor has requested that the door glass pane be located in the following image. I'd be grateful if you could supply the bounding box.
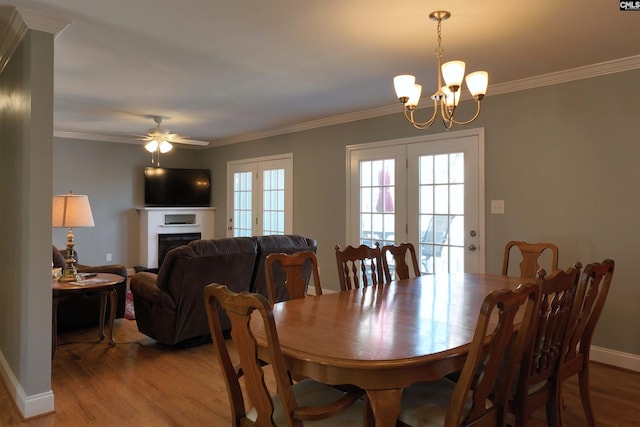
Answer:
[358,159,395,281]
[233,171,252,237]
[418,152,465,274]
[359,159,395,248]
[263,168,285,235]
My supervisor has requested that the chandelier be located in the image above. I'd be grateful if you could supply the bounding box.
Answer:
[393,11,488,130]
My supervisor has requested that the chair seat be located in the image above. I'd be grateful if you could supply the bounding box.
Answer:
[399,378,493,426]
[247,378,365,426]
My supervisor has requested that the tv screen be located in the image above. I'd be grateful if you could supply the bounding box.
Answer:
[144,167,211,207]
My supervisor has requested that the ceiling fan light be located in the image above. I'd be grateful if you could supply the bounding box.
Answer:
[441,60,465,90]
[394,75,416,101]
[159,140,173,153]
[465,71,489,99]
[145,140,158,152]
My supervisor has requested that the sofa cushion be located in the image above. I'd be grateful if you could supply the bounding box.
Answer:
[251,235,317,302]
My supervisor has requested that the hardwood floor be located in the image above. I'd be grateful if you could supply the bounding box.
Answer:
[1,318,639,426]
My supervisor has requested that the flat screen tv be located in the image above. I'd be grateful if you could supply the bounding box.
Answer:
[144,167,211,207]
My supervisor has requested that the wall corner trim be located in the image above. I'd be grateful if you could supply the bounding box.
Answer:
[0,350,55,419]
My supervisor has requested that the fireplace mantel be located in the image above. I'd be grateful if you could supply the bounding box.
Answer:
[137,207,216,268]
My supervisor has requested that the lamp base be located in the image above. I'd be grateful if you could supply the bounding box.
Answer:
[59,234,81,282]
[59,267,82,282]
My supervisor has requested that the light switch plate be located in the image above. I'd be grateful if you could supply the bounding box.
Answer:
[491,200,505,214]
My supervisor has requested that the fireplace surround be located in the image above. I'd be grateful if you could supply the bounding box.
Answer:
[137,207,215,268]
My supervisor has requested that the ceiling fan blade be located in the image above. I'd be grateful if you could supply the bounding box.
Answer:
[170,136,210,146]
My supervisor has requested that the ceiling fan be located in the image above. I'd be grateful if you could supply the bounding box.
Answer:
[140,116,209,165]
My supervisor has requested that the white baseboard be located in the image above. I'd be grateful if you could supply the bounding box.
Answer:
[0,351,55,419]
[590,346,640,372]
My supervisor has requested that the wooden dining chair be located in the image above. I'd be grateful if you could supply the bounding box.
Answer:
[203,284,365,426]
[334,243,384,290]
[556,259,614,427]
[510,263,582,427]
[502,240,559,279]
[397,282,541,427]
[381,242,421,282]
[265,251,323,304]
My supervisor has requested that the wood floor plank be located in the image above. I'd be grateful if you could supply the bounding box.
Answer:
[1,318,639,426]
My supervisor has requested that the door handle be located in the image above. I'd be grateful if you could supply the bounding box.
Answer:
[468,244,477,251]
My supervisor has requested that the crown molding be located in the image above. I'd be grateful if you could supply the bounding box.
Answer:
[54,54,640,147]
[0,7,29,76]
[211,55,640,146]
[0,7,69,76]
[15,8,69,38]
[488,55,640,96]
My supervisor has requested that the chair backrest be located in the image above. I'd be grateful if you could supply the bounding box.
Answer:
[265,251,323,303]
[334,243,384,290]
[563,259,615,368]
[512,264,581,424]
[502,241,559,279]
[446,282,541,426]
[381,243,421,282]
[204,284,300,426]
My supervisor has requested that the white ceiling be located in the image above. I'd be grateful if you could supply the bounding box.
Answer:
[3,1,640,148]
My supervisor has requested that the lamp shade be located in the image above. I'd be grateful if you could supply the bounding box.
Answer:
[52,192,95,228]
[393,74,416,100]
[441,60,465,89]
[465,71,489,98]
[159,140,173,153]
[145,140,159,152]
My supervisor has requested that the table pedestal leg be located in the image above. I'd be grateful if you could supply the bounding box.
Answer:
[98,290,117,345]
[98,292,106,341]
[366,388,402,427]
[106,289,116,345]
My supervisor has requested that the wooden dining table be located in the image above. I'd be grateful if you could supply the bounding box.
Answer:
[251,272,526,427]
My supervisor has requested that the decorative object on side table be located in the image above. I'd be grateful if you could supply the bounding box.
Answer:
[52,191,95,282]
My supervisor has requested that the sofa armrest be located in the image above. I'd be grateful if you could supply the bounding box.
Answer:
[130,272,176,310]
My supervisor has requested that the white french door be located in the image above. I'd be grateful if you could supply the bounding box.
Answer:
[226,154,293,237]
[347,129,485,274]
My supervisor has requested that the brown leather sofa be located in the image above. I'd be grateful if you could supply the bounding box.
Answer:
[52,246,128,330]
[130,234,317,346]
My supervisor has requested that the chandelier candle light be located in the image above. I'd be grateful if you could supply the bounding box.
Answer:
[52,191,95,282]
[393,11,488,129]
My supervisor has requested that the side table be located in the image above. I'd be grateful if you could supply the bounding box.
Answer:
[52,272,124,358]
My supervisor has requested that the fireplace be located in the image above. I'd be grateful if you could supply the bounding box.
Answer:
[137,207,216,268]
[157,232,201,268]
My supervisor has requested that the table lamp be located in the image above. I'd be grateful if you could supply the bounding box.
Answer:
[52,191,95,282]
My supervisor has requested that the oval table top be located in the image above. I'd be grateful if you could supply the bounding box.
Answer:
[251,272,528,426]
